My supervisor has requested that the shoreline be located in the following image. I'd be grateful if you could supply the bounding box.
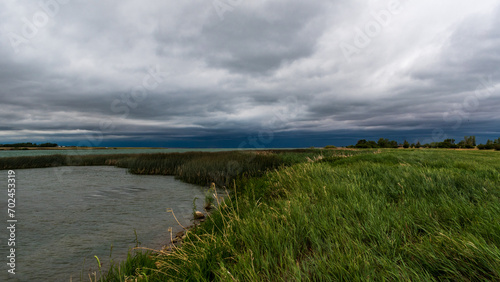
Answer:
[102,149,500,280]
[0,146,166,150]
[1,149,498,280]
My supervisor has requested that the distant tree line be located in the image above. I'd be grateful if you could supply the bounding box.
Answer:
[0,142,58,148]
[477,138,500,150]
[347,136,499,150]
[424,136,476,149]
[347,138,399,149]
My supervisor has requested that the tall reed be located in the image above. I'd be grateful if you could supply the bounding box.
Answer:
[102,150,500,281]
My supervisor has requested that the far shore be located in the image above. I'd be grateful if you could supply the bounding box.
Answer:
[0,146,165,151]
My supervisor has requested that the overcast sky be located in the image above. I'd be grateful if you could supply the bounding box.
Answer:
[1,0,499,148]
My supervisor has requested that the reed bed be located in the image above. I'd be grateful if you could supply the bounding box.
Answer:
[101,149,500,281]
[4,149,497,280]
[0,149,356,187]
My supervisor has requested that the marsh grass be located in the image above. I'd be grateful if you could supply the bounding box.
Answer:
[4,149,498,280]
[0,149,354,186]
[103,150,500,281]
[204,183,216,210]
[95,249,157,282]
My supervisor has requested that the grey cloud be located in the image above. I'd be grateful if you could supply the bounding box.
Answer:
[0,1,500,146]
[155,1,331,75]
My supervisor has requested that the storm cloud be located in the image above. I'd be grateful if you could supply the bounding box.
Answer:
[1,0,499,147]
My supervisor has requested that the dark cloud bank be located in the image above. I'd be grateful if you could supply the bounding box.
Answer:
[1,0,499,148]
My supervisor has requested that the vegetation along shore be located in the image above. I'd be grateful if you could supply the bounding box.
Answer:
[1,148,499,281]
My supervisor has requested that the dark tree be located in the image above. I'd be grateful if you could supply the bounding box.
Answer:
[463,136,476,148]
[403,140,410,148]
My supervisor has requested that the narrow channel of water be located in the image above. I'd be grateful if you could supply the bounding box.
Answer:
[0,166,205,281]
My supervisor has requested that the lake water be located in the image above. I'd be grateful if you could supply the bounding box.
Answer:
[0,166,206,281]
[0,148,241,158]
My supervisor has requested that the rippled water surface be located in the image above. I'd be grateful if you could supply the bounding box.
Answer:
[1,166,205,281]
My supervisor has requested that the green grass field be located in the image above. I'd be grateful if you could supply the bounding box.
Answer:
[2,149,498,280]
[97,149,500,281]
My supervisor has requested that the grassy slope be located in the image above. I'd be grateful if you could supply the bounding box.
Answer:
[106,149,500,281]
